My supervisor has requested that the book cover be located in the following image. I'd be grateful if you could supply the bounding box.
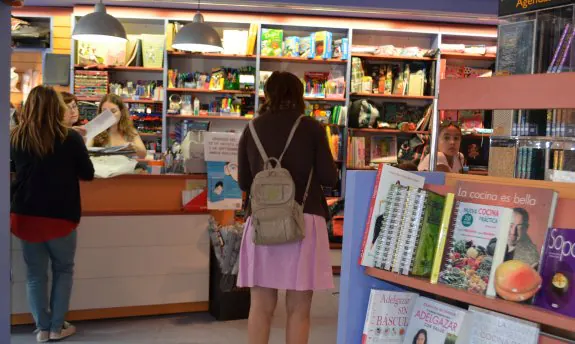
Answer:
[362,290,418,344]
[438,202,512,295]
[412,192,447,277]
[402,297,467,344]
[456,306,539,344]
[393,187,427,275]
[360,165,425,267]
[431,193,455,284]
[534,228,575,317]
[373,184,408,270]
[455,181,559,270]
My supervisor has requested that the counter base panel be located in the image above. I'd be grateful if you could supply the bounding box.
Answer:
[11,215,210,324]
[11,301,209,325]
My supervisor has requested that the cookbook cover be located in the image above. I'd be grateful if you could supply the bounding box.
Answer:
[362,290,418,344]
[402,297,467,344]
[360,164,425,267]
[455,181,558,270]
[534,228,575,317]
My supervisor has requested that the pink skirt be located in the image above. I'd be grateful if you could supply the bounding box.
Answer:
[237,214,334,291]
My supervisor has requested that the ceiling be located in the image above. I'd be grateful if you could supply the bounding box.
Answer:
[20,0,500,25]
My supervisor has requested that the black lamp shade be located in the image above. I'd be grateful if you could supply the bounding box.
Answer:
[72,2,127,43]
[172,13,223,53]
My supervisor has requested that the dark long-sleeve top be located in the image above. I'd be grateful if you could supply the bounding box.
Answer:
[11,130,95,231]
[238,110,339,220]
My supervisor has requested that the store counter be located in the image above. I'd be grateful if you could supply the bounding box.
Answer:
[11,174,213,325]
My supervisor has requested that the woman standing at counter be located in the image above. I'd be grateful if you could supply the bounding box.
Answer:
[87,94,147,159]
[10,85,95,342]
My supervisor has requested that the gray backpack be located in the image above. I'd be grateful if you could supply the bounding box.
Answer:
[248,116,313,245]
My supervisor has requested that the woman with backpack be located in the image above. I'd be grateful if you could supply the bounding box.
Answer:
[237,71,338,344]
[11,85,95,342]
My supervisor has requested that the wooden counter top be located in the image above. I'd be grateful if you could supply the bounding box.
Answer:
[81,173,207,216]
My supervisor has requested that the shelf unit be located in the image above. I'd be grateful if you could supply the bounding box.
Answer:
[351,53,436,62]
[350,93,435,101]
[350,128,430,135]
[166,114,251,121]
[65,7,498,200]
[365,267,575,341]
[441,52,497,61]
[74,65,164,72]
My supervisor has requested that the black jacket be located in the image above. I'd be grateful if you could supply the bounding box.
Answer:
[11,130,95,223]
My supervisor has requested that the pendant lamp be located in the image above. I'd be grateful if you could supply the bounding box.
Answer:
[172,0,223,53]
[72,0,127,43]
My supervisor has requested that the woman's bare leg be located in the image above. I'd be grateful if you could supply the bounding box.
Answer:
[285,290,313,344]
[248,287,278,344]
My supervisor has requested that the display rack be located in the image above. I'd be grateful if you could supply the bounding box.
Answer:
[336,170,575,344]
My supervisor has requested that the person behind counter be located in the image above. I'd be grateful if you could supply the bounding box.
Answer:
[418,121,465,173]
[10,85,95,342]
[237,71,338,344]
[60,92,81,127]
[87,94,147,159]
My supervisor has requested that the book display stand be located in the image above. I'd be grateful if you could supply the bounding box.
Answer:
[337,171,575,344]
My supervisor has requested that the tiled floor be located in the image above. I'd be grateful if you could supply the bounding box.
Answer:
[11,280,340,344]
[11,313,338,344]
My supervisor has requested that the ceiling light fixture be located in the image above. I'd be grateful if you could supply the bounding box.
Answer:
[72,0,127,43]
[171,0,223,53]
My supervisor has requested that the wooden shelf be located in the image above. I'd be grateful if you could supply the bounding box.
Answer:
[438,72,575,110]
[167,88,255,95]
[346,166,377,170]
[74,65,163,72]
[260,55,347,64]
[167,51,257,60]
[329,242,342,249]
[365,267,575,333]
[463,133,492,138]
[350,128,430,135]
[166,114,251,121]
[76,96,162,104]
[441,52,497,61]
[352,53,436,61]
[468,169,489,176]
[351,93,435,101]
[139,132,162,138]
[259,94,346,102]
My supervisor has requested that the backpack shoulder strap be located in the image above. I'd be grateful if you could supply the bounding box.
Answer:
[248,120,269,162]
[279,115,305,162]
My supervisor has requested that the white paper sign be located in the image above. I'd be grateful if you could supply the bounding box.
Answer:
[84,109,118,143]
[203,132,242,163]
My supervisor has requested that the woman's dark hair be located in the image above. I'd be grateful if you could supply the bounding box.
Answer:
[215,181,224,188]
[413,329,427,344]
[259,71,305,115]
[440,120,462,135]
[60,91,77,105]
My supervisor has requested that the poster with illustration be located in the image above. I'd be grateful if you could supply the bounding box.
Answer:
[204,132,242,210]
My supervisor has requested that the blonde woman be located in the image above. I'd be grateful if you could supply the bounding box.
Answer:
[10,85,94,342]
[87,94,147,159]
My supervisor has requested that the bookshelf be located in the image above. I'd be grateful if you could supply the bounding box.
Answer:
[364,267,575,333]
[350,128,430,135]
[166,114,251,121]
[350,93,435,101]
[351,53,436,62]
[441,52,497,61]
[167,88,255,95]
[74,65,164,72]
[259,55,347,64]
[167,52,257,60]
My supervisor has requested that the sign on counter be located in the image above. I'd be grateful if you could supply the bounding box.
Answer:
[203,132,243,210]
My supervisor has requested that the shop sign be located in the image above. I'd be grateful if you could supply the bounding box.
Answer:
[499,0,574,16]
